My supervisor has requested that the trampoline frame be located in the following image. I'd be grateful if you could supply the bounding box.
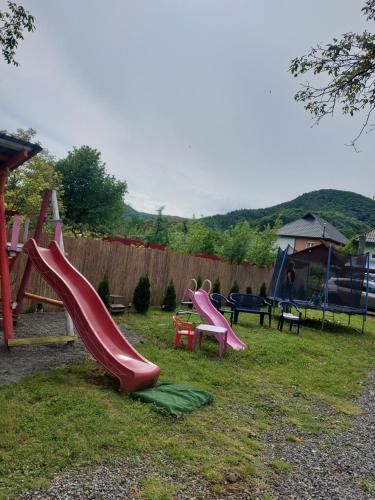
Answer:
[268,245,370,333]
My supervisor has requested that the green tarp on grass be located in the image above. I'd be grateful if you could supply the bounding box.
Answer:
[130,383,213,418]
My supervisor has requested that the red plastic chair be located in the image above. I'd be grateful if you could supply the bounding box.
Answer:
[172,316,195,350]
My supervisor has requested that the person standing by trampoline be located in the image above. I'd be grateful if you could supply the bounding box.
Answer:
[286,261,296,301]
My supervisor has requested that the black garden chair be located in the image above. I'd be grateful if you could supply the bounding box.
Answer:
[210,293,235,326]
[229,293,272,327]
[277,300,302,335]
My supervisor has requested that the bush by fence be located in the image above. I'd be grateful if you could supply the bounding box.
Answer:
[11,234,273,312]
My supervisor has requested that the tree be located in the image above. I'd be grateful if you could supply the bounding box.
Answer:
[290,0,375,148]
[196,275,202,289]
[337,236,358,256]
[246,286,252,294]
[97,276,110,310]
[259,282,267,298]
[4,129,63,221]
[122,212,146,239]
[218,221,251,264]
[213,277,221,294]
[147,206,169,245]
[0,1,35,66]
[133,275,151,313]
[229,281,240,294]
[56,146,127,234]
[247,221,280,267]
[161,280,176,312]
[168,220,219,255]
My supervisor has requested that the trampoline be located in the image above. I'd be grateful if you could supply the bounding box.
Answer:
[268,243,370,332]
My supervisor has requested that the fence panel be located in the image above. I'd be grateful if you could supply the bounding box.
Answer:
[10,235,273,312]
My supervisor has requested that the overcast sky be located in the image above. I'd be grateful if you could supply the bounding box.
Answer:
[0,0,374,217]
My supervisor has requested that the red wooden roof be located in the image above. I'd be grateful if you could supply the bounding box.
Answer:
[0,132,42,172]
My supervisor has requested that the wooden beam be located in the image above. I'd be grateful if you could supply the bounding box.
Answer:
[24,292,64,307]
[5,209,19,217]
[15,189,52,315]
[10,214,20,251]
[0,174,14,341]
[7,336,75,347]
[1,149,29,171]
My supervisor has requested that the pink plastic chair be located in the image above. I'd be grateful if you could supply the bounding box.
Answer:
[172,316,195,350]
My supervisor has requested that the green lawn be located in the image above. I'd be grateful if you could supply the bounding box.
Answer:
[1,309,375,498]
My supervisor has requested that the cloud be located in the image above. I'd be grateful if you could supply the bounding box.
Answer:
[0,0,373,217]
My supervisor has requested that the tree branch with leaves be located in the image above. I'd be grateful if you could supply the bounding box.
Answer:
[0,1,35,66]
[290,0,375,149]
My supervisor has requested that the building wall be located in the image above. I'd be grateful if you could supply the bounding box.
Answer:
[365,242,375,269]
[277,236,295,251]
[278,237,340,252]
[294,238,322,252]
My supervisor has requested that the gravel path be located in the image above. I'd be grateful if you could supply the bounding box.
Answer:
[0,312,142,385]
[19,371,375,499]
[20,456,215,500]
[262,371,375,499]
[20,372,375,499]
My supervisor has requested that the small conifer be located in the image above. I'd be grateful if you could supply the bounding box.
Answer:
[196,275,202,289]
[161,280,176,312]
[97,276,110,309]
[133,275,151,313]
[229,281,240,294]
[213,277,221,294]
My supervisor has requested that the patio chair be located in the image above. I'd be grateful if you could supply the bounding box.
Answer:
[229,293,272,327]
[172,315,195,350]
[277,300,302,334]
[109,294,125,314]
[210,293,235,326]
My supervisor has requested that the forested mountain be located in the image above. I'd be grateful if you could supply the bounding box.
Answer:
[123,204,183,222]
[126,190,375,238]
[123,204,156,220]
[201,190,375,237]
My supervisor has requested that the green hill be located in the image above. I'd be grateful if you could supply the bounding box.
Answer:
[123,204,157,221]
[123,204,183,222]
[201,189,375,238]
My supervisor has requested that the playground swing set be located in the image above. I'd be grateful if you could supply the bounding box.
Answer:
[0,132,253,416]
[0,132,246,411]
[0,132,160,392]
[9,188,75,346]
[0,133,73,347]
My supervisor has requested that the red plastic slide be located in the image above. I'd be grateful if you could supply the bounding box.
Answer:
[23,239,160,392]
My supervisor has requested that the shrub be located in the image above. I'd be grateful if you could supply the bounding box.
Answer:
[259,282,267,298]
[229,281,240,294]
[133,275,151,313]
[196,275,202,289]
[97,276,110,309]
[161,280,176,312]
[213,277,221,294]
[246,286,252,294]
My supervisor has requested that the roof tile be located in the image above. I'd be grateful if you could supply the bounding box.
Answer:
[278,213,348,244]
[365,229,375,243]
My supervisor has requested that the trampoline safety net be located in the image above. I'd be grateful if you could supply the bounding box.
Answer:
[269,245,369,313]
[328,252,368,310]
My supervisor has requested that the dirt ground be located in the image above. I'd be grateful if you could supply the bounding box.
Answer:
[0,312,141,385]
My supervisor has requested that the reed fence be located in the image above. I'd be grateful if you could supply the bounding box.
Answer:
[10,235,273,312]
